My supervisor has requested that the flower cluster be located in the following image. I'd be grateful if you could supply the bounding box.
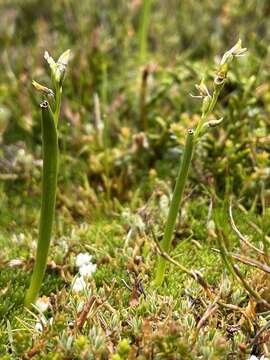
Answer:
[32,49,71,98]
[72,253,97,293]
[189,39,247,138]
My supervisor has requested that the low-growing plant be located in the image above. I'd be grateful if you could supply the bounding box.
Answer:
[24,50,71,307]
[154,40,247,286]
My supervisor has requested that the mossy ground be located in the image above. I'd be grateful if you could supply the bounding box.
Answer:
[1,1,270,359]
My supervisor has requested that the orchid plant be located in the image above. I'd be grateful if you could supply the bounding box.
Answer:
[25,50,70,307]
[154,40,247,286]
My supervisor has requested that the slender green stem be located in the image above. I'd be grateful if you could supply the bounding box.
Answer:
[154,129,195,286]
[154,83,222,287]
[139,0,152,62]
[25,101,58,307]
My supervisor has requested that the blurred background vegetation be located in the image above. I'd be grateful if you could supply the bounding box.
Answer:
[1,0,270,207]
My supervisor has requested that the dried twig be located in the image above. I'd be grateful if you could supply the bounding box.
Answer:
[216,227,270,309]
[212,248,270,274]
[76,295,97,331]
[237,203,270,243]
[193,284,222,341]
[229,200,264,255]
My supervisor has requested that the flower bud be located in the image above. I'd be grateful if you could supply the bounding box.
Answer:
[32,80,54,97]
[44,49,71,86]
[203,117,224,128]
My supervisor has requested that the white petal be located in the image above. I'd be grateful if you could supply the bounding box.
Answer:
[57,49,71,66]
[75,253,93,267]
[79,263,97,277]
[35,322,43,332]
[35,296,50,313]
[72,276,86,293]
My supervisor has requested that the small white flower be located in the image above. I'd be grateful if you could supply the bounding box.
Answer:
[35,322,43,332]
[35,296,50,313]
[72,276,87,293]
[76,253,93,267]
[79,263,97,277]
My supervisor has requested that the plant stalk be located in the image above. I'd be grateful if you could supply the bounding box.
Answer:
[154,129,194,286]
[25,101,58,307]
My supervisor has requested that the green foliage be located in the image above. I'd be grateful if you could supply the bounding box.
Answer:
[1,0,270,358]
